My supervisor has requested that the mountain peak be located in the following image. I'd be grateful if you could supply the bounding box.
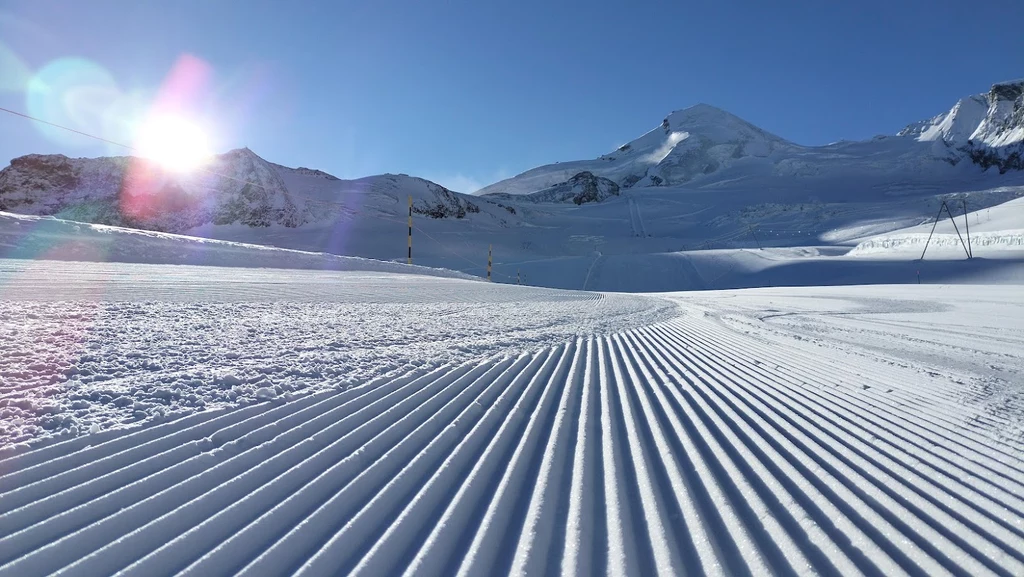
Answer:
[901,81,1024,156]
[477,103,794,196]
[657,104,788,147]
[989,80,1024,104]
[668,102,731,118]
[664,103,748,128]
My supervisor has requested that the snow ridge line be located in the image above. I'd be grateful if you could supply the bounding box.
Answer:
[0,316,1021,576]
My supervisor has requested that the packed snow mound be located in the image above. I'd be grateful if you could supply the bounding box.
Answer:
[0,149,508,234]
[485,171,620,204]
[900,80,1024,172]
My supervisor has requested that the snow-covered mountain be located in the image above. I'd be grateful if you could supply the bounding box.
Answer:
[0,148,313,231]
[478,104,797,196]
[486,171,620,205]
[898,94,992,145]
[900,80,1024,172]
[0,148,505,234]
[901,80,1024,148]
[3,80,1024,291]
[479,81,1024,198]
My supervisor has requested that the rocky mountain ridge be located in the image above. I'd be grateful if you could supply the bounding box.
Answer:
[0,148,496,233]
[900,80,1024,173]
[484,171,620,205]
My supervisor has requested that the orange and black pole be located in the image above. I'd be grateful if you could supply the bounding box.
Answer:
[407,195,412,265]
[487,245,492,281]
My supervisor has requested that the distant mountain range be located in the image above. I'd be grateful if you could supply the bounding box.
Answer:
[1,80,1022,238]
[477,80,1024,197]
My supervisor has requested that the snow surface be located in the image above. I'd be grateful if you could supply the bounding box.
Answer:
[848,196,1024,257]
[0,258,673,449]
[0,211,475,279]
[0,281,1021,576]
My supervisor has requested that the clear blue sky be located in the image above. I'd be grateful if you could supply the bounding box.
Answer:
[1,0,1021,191]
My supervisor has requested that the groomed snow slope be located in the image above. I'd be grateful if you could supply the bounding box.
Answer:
[1,283,1021,576]
[0,258,673,448]
[0,211,476,279]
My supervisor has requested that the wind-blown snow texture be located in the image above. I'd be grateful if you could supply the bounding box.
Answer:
[0,258,673,449]
[0,283,1021,576]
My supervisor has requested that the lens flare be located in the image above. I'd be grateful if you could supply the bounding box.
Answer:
[25,57,119,148]
[135,113,212,172]
[130,55,217,172]
[120,54,219,222]
[0,42,31,92]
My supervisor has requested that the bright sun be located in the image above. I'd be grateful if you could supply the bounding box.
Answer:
[136,114,212,172]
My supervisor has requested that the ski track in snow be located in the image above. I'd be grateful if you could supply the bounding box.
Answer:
[1,284,1022,576]
[627,196,648,239]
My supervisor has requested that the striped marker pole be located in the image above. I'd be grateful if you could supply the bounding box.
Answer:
[487,244,492,282]
[517,269,520,285]
[407,195,412,265]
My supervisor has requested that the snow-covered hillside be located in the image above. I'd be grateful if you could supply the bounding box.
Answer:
[478,104,798,195]
[848,195,1024,258]
[485,171,621,205]
[0,211,476,278]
